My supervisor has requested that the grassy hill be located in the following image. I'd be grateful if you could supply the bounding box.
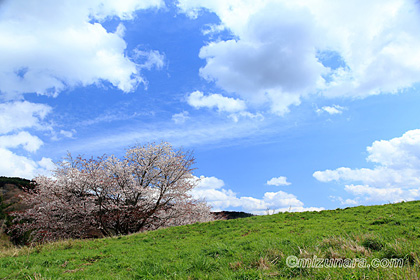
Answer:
[1,201,420,279]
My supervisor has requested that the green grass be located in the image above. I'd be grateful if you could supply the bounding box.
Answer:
[1,201,420,279]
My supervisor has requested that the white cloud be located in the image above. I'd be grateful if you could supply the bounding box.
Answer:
[343,184,416,203]
[186,91,264,122]
[0,0,164,178]
[263,191,303,208]
[172,111,190,124]
[0,148,53,179]
[191,175,323,214]
[194,175,225,189]
[314,129,420,203]
[0,101,51,134]
[88,0,164,20]
[187,90,246,113]
[316,105,346,115]
[0,131,43,153]
[0,101,55,178]
[37,157,55,172]
[178,0,420,115]
[0,0,163,99]
[267,176,291,186]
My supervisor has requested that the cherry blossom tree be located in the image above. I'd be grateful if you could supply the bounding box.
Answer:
[10,142,213,243]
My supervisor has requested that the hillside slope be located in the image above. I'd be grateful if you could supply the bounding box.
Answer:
[0,177,30,208]
[1,201,420,279]
[0,177,31,249]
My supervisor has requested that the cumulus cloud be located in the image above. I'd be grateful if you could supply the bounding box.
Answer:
[314,129,420,203]
[190,175,323,214]
[0,0,164,178]
[0,132,43,153]
[0,101,55,178]
[0,101,52,134]
[193,176,225,190]
[0,0,163,99]
[186,91,264,122]
[187,90,246,113]
[0,129,54,178]
[0,148,54,179]
[178,0,420,115]
[343,184,419,203]
[267,176,291,186]
[0,101,53,177]
[88,0,164,20]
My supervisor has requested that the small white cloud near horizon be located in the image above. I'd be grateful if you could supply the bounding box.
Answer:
[190,175,323,214]
[314,129,420,203]
[329,196,359,206]
[267,176,291,186]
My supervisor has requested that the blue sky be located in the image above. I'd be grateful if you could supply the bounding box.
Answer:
[1,0,420,214]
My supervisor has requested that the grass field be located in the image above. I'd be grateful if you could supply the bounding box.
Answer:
[1,201,420,279]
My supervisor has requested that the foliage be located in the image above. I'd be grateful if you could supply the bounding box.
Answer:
[1,201,420,279]
[0,177,30,249]
[0,177,31,190]
[9,142,213,243]
[0,196,9,220]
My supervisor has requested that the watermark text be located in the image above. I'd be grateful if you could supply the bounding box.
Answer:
[286,255,404,268]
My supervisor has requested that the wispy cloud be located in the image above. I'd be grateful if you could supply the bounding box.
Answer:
[172,111,190,124]
[69,118,266,154]
[316,105,346,115]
